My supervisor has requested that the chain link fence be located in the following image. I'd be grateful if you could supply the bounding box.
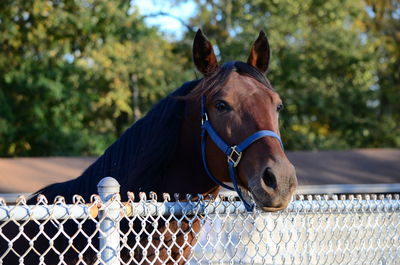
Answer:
[0,177,399,265]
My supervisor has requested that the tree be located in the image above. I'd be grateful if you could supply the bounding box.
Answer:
[0,0,191,156]
[362,0,400,146]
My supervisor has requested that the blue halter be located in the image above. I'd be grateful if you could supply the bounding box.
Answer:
[200,96,284,211]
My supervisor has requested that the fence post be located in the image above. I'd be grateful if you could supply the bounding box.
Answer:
[97,177,121,265]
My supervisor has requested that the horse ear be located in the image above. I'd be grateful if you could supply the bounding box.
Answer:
[193,29,218,76]
[247,30,270,73]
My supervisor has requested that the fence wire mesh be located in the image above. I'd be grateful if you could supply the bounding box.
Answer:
[0,188,399,265]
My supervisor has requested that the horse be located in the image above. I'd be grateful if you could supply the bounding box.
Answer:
[0,29,297,264]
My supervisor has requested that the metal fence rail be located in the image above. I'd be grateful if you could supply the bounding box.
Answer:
[0,177,399,265]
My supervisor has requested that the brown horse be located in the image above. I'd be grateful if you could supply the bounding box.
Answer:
[0,29,296,264]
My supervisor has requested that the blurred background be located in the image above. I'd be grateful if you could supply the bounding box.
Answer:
[0,0,399,157]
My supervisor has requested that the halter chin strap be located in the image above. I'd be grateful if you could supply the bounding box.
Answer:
[200,96,284,211]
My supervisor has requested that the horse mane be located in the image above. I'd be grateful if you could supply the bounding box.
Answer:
[30,79,201,203]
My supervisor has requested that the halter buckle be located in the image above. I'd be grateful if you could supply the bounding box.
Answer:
[227,146,242,167]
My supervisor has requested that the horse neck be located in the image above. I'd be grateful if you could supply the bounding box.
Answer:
[162,98,220,198]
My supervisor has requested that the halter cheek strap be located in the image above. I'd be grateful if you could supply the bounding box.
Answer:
[200,96,284,211]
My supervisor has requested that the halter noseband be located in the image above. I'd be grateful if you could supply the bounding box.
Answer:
[200,96,284,211]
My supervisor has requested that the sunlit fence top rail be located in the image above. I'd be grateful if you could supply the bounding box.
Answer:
[1,194,399,220]
[0,177,399,265]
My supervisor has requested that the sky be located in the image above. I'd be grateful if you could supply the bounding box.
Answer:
[134,0,197,39]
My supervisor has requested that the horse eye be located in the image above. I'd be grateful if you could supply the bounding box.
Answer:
[214,100,232,113]
[277,103,284,112]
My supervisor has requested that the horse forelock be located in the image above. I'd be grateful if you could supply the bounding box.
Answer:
[189,61,273,100]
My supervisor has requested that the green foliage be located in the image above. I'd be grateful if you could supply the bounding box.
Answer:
[176,0,399,150]
[0,0,191,156]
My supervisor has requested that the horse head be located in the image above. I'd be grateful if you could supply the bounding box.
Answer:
[191,29,297,212]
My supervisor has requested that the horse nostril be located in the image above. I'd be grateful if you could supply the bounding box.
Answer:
[262,167,277,189]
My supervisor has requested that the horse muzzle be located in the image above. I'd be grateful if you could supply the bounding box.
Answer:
[248,160,297,212]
